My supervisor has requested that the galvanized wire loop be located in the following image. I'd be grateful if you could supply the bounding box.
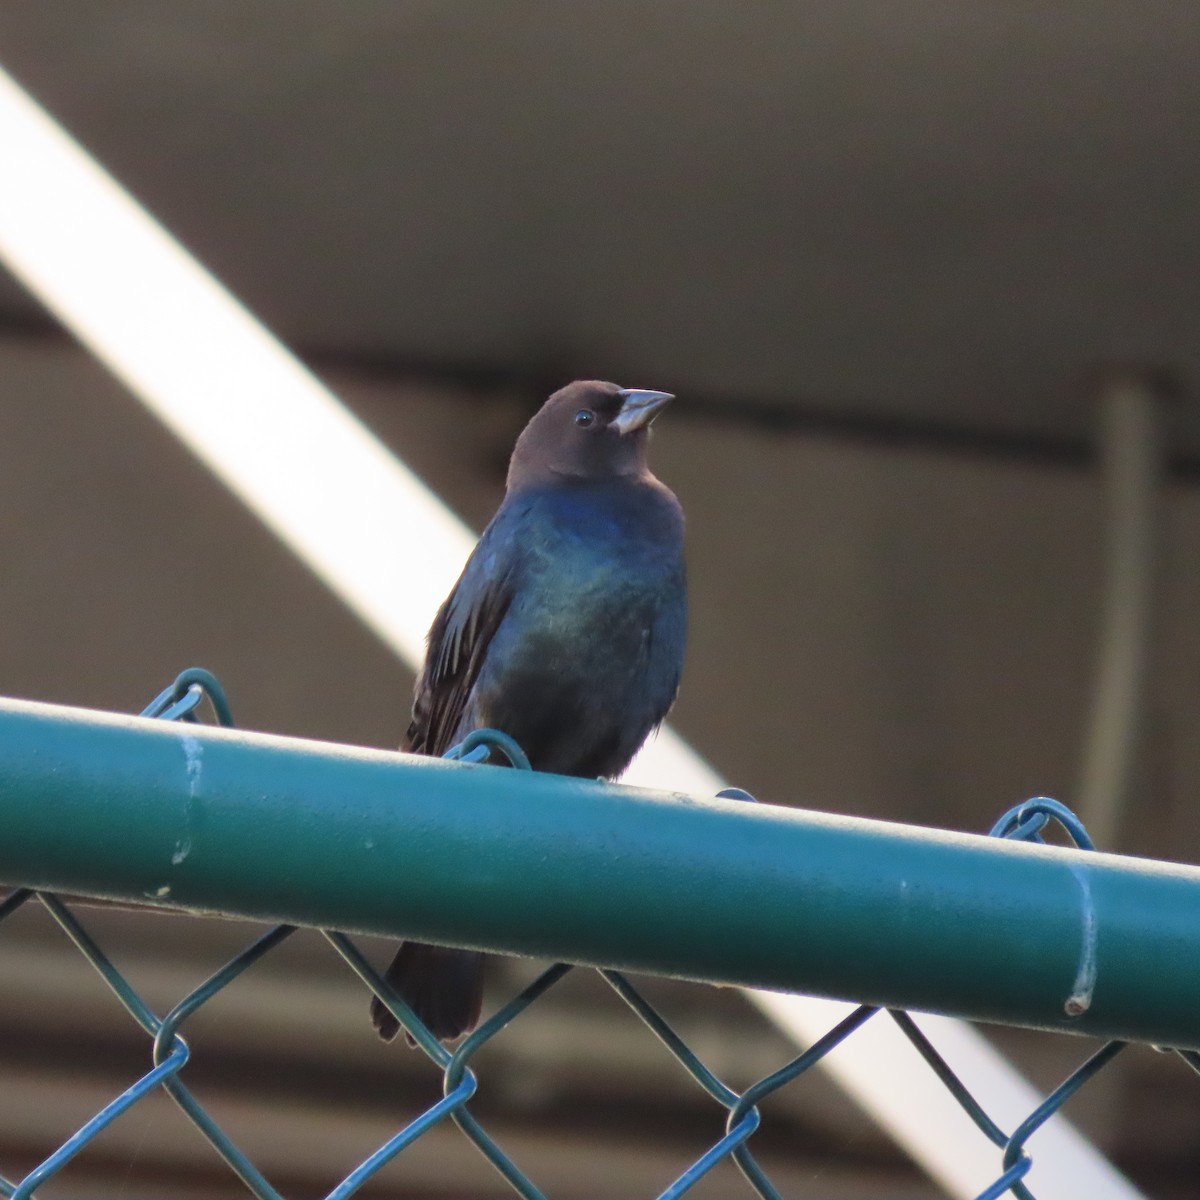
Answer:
[141,666,235,726]
[1000,1041,1127,1178]
[8,1039,191,1200]
[716,786,759,802]
[602,970,778,1198]
[0,668,1187,1199]
[989,796,1096,850]
[443,727,533,770]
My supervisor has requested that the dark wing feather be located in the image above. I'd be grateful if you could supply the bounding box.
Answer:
[404,525,517,757]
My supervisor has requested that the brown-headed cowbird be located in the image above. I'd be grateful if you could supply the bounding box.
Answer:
[371,380,686,1043]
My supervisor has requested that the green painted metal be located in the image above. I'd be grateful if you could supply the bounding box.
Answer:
[0,695,1199,1050]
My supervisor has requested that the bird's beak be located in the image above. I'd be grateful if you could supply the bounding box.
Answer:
[612,388,674,435]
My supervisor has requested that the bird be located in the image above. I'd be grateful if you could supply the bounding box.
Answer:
[371,379,687,1044]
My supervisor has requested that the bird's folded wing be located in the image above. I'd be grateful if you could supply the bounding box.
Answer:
[405,524,516,757]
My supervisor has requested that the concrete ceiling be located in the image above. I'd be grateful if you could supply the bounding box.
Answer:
[0,1,1197,449]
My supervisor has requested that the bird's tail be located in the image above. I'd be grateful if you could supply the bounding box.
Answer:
[370,942,485,1044]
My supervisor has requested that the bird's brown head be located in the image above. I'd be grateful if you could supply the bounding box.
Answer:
[506,380,674,490]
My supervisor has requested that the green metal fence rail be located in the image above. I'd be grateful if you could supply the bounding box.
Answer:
[1,669,1198,1199]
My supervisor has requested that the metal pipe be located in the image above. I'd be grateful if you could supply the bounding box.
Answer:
[1,695,1199,1052]
[1077,373,1163,848]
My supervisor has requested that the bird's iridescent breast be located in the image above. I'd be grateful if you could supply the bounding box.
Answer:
[471,477,685,778]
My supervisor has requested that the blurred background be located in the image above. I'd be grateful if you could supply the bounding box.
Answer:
[1,3,1198,1197]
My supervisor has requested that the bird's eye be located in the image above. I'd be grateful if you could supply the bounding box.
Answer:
[574,409,596,428]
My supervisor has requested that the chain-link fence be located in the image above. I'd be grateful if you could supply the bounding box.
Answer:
[1,669,1198,1199]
